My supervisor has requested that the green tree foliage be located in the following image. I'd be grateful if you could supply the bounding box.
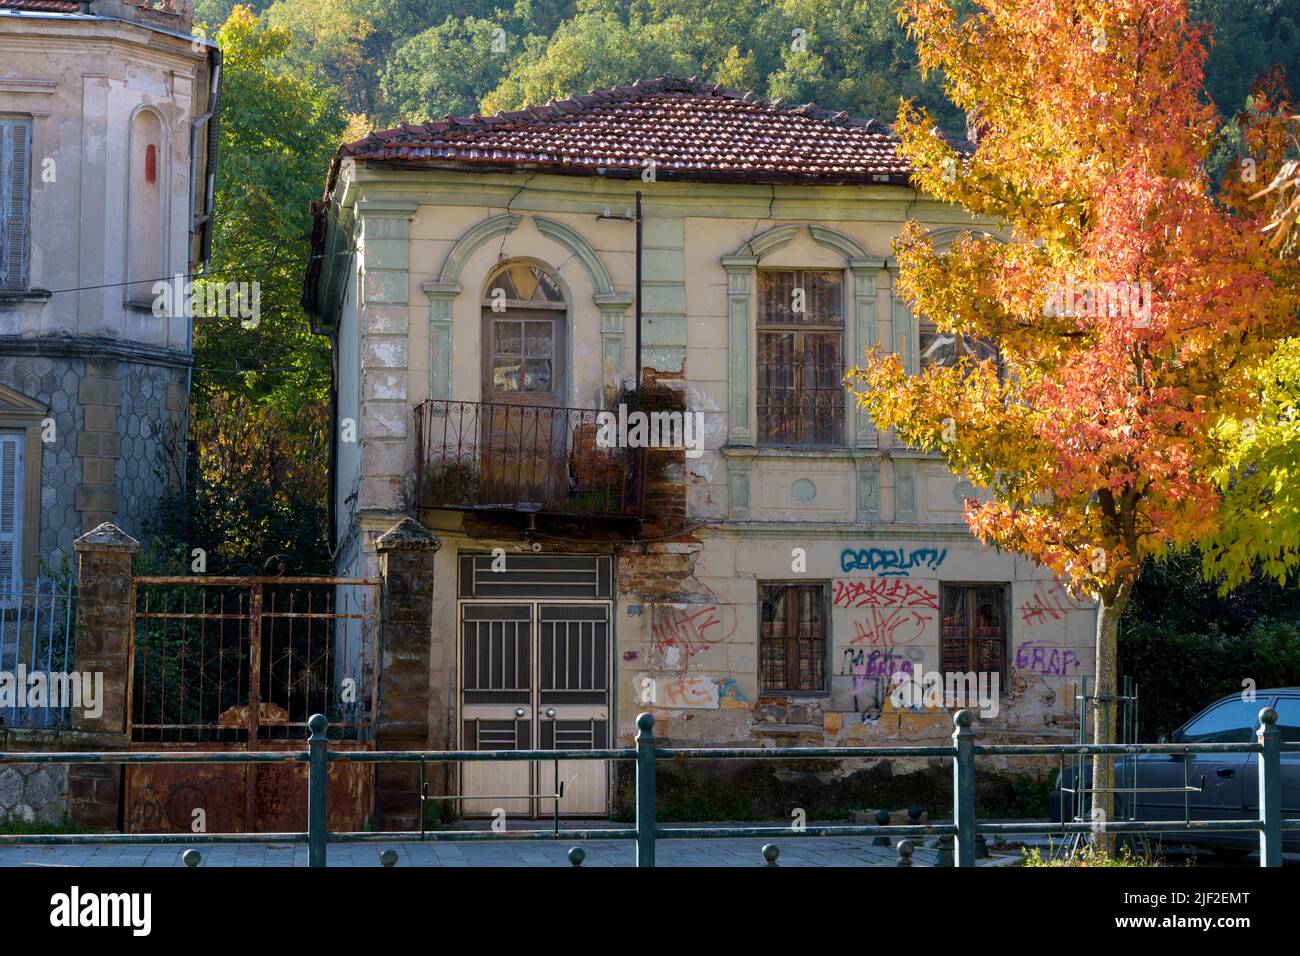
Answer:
[152,6,345,571]
[380,17,514,122]
[482,5,696,115]
[1192,0,1300,116]
[197,7,342,417]
[230,0,1300,137]
[1205,338,1300,590]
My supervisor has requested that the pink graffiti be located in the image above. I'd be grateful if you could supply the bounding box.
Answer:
[849,607,933,647]
[833,578,940,610]
[1014,641,1081,676]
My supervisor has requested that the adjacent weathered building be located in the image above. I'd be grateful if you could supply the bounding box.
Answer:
[306,76,1098,817]
[0,0,219,588]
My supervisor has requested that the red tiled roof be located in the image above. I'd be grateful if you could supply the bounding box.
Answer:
[1,0,84,11]
[332,75,912,192]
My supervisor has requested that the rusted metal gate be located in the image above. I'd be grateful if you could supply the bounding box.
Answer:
[125,576,379,834]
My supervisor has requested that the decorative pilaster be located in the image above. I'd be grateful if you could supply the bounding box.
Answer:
[421,280,459,401]
[848,260,885,448]
[596,293,633,405]
[855,457,881,522]
[722,256,757,444]
[894,458,917,523]
[356,201,416,514]
[727,453,752,520]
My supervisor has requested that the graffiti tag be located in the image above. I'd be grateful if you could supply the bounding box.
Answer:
[849,607,933,648]
[1019,582,1073,625]
[1014,641,1081,676]
[840,547,947,576]
[649,603,737,661]
[832,578,939,609]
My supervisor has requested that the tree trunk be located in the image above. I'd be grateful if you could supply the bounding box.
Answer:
[1089,581,1133,853]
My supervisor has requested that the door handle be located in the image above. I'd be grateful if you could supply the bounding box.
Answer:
[515,707,527,718]
[541,708,557,719]
[1216,767,1235,778]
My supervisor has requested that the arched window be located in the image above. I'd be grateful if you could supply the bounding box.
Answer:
[126,109,165,305]
[481,261,566,403]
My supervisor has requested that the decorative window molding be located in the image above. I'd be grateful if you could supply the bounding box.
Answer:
[721,224,885,512]
[124,106,167,307]
[429,214,630,404]
[437,213,522,286]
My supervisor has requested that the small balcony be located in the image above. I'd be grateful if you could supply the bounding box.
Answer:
[414,400,646,518]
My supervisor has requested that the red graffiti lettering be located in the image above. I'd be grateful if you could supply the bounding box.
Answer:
[849,607,933,647]
[1019,582,1073,624]
[833,578,939,610]
[650,604,737,659]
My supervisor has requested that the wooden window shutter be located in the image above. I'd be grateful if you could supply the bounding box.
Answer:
[0,432,23,600]
[0,118,32,291]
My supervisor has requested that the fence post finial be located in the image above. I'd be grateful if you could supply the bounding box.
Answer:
[635,712,657,868]
[872,808,891,846]
[952,709,977,867]
[308,714,329,868]
[1258,706,1281,867]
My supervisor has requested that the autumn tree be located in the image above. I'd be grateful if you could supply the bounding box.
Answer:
[848,0,1298,841]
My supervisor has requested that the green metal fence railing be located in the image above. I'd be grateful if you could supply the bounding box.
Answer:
[1,708,1297,867]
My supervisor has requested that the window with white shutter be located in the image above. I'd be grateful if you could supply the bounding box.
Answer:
[0,117,33,291]
[0,432,24,602]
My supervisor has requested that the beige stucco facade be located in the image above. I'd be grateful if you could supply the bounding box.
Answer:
[312,161,1098,812]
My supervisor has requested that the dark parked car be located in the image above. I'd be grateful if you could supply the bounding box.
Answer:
[1049,689,1300,852]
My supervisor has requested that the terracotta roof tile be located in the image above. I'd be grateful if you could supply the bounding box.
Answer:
[334,75,913,191]
[1,0,83,11]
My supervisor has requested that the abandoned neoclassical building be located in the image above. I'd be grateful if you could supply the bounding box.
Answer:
[305,76,1097,817]
[0,0,220,585]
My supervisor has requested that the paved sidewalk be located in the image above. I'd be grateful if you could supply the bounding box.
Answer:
[0,836,1022,868]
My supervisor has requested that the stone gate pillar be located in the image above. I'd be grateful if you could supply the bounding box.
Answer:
[67,522,139,829]
[372,517,442,830]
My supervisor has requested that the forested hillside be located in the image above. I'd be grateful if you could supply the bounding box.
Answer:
[196,0,1299,133]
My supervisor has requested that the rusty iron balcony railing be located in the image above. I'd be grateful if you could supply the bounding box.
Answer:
[414,399,646,518]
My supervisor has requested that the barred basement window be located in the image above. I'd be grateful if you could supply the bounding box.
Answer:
[940,584,1007,684]
[759,582,828,693]
[756,270,845,446]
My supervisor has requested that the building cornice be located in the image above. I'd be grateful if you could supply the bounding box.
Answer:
[0,333,193,369]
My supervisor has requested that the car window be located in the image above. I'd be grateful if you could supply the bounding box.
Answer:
[1178,698,1268,743]
[1274,698,1300,743]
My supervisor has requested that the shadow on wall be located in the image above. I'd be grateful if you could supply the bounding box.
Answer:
[610,760,1056,823]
